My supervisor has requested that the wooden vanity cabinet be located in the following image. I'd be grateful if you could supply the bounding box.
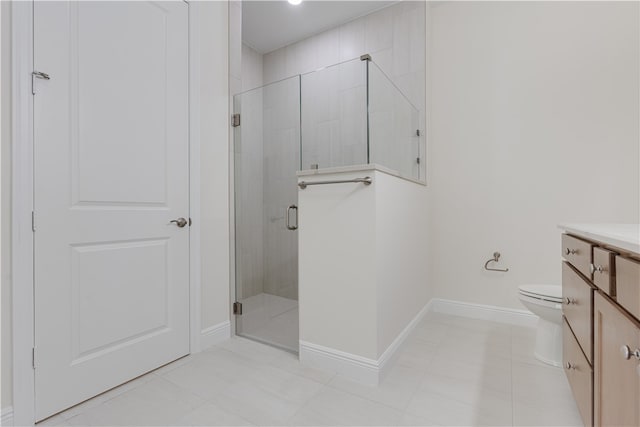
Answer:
[594,291,640,427]
[562,233,640,427]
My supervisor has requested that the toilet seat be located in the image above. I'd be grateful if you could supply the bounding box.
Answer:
[519,284,562,303]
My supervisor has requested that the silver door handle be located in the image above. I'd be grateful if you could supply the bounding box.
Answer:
[170,217,188,228]
[286,205,298,230]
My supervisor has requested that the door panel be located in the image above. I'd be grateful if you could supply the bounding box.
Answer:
[233,76,301,353]
[33,1,189,420]
[594,292,640,427]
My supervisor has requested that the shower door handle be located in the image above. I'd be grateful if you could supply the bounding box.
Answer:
[286,205,298,230]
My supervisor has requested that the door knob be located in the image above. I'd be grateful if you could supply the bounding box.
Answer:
[170,217,188,228]
[620,345,640,360]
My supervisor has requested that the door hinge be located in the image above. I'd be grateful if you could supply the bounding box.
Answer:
[31,211,36,232]
[233,301,243,315]
[32,347,36,369]
[231,113,240,128]
[31,71,50,95]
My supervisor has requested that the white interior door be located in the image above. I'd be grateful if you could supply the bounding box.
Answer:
[33,1,190,420]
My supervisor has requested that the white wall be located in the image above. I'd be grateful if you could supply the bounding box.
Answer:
[197,1,230,332]
[241,43,262,93]
[1,0,13,412]
[298,168,430,361]
[376,172,429,355]
[298,169,379,359]
[428,1,640,310]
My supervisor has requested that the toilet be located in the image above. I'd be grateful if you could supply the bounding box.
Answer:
[518,284,563,367]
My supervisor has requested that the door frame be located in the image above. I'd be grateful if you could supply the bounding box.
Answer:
[10,2,203,424]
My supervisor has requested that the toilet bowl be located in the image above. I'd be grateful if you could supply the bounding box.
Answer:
[518,284,563,367]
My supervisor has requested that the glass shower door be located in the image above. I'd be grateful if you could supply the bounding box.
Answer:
[233,76,301,353]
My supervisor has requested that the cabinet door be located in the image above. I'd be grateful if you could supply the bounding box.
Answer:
[594,292,640,427]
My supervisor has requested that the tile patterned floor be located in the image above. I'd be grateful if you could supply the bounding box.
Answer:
[38,312,583,426]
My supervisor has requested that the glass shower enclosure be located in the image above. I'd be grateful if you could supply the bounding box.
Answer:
[233,57,422,353]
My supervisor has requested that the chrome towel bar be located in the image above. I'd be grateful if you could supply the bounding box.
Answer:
[298,176,372,189]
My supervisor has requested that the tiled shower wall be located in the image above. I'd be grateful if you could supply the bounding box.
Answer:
[263,1,426,162]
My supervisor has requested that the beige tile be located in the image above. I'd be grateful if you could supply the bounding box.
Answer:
[395,338,439,371]
[406,388,511,426]
[513,399,583,427]
[65,377,204,426]
[217,335,285,364]
[511,325,553,368]
[268,351,336,384]
[49,313,583,427]
[512,360,573,408]
[427,353,512,395]
[400,412,439,426]
[328,364,425,410]
[286,406,340,426]
[419,371,511,408]
[176,402,254,426]
[207,380,304,426]
[300,386,405,426]
[59,372,155,420]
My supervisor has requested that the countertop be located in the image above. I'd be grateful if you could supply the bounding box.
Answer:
[297,163,426,186]
[558,223,640,254]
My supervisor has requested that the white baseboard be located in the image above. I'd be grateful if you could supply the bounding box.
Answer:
[429,298,537,328]
[377,302,431,381]
[299,341,380,386]
[1,407,13,426]
[200,320,231,350]
[300,301,431,386]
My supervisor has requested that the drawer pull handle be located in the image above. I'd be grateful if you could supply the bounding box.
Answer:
[620,345,640,360]
[565,362,576,370]
[589,263,605,275]
[565,248,578,255]
[565,297,576,305]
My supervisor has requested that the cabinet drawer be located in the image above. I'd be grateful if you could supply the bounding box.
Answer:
[562,234,593,279]
[616,256,640,320]
[594,292,640,427]
[592,247,615,296]
[563,261,593,363]
[563,318,593,427]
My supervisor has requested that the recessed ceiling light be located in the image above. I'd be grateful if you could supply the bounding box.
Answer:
[288,0,302,5]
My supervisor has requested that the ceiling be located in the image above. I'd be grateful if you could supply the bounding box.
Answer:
[242,1,398,54]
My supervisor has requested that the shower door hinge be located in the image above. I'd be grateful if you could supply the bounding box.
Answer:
[233,301,243,315]
[360,54,371,61]
[231,113,241,127]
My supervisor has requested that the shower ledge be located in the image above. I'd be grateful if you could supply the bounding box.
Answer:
[297,163,426,186]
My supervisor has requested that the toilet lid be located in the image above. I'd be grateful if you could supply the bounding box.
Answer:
[519,284,562,302]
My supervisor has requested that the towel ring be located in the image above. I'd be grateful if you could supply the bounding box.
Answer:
[484,252,509,272]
